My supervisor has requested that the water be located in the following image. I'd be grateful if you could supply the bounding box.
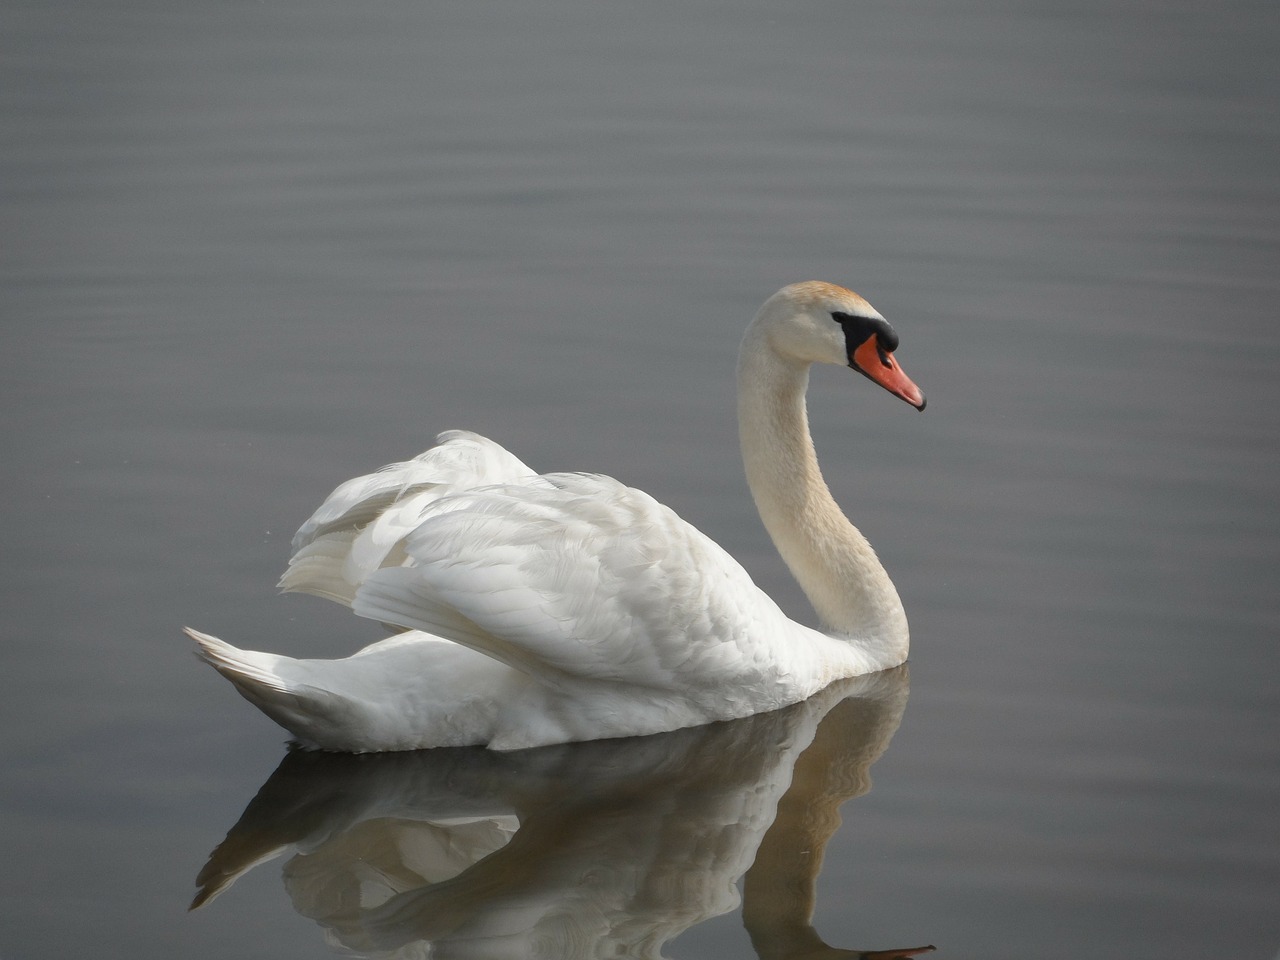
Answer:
[2,0,1277,957]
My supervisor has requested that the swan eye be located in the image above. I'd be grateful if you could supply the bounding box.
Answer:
[831,312,900,358]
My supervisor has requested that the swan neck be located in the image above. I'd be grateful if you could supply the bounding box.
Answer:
[736,324,908,657]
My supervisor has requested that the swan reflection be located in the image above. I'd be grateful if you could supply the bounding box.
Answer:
[194,668,931,959]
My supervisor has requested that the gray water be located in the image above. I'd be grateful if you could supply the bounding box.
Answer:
[3,0,1278,957]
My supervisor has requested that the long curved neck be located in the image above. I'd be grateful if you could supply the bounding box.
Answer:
[737,323,909,657]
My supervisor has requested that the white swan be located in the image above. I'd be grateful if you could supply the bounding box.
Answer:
[187,281,925,752]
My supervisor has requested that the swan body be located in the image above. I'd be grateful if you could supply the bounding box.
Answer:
[188,281,925,752]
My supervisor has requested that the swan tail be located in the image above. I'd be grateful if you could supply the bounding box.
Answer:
[185,628,351,748]
[188,628,288,691]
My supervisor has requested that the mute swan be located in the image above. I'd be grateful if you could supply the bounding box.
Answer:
[187,281,925,752]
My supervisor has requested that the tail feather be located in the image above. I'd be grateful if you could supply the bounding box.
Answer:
[186,627,346,748]
[186,627,289,693]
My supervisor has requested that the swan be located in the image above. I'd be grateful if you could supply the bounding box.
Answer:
[186,281,926,752]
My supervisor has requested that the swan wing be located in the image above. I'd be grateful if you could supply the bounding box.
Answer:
[281,431,535,604]
[290,430,534,552]
[351,472,798,697]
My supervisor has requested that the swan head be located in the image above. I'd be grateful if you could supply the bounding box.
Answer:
[755,281,926,411]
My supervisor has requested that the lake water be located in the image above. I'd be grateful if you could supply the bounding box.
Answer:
[3,0,1277,957]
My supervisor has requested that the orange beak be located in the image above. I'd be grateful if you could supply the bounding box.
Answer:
[852,336,926,410]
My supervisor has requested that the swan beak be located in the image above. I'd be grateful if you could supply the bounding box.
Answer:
[852,336,927,411]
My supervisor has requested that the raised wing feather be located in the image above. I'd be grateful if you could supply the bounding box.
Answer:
[352,473,798,697]
[290,430,534,553]
[281,431,535,603]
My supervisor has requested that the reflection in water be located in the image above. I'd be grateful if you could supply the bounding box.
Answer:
[193,669,932,959]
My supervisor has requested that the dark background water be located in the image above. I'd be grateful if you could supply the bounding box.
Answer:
[3,1,1277,957]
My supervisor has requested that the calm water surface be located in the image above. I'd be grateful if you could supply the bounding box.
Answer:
[3,1,1277,958]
